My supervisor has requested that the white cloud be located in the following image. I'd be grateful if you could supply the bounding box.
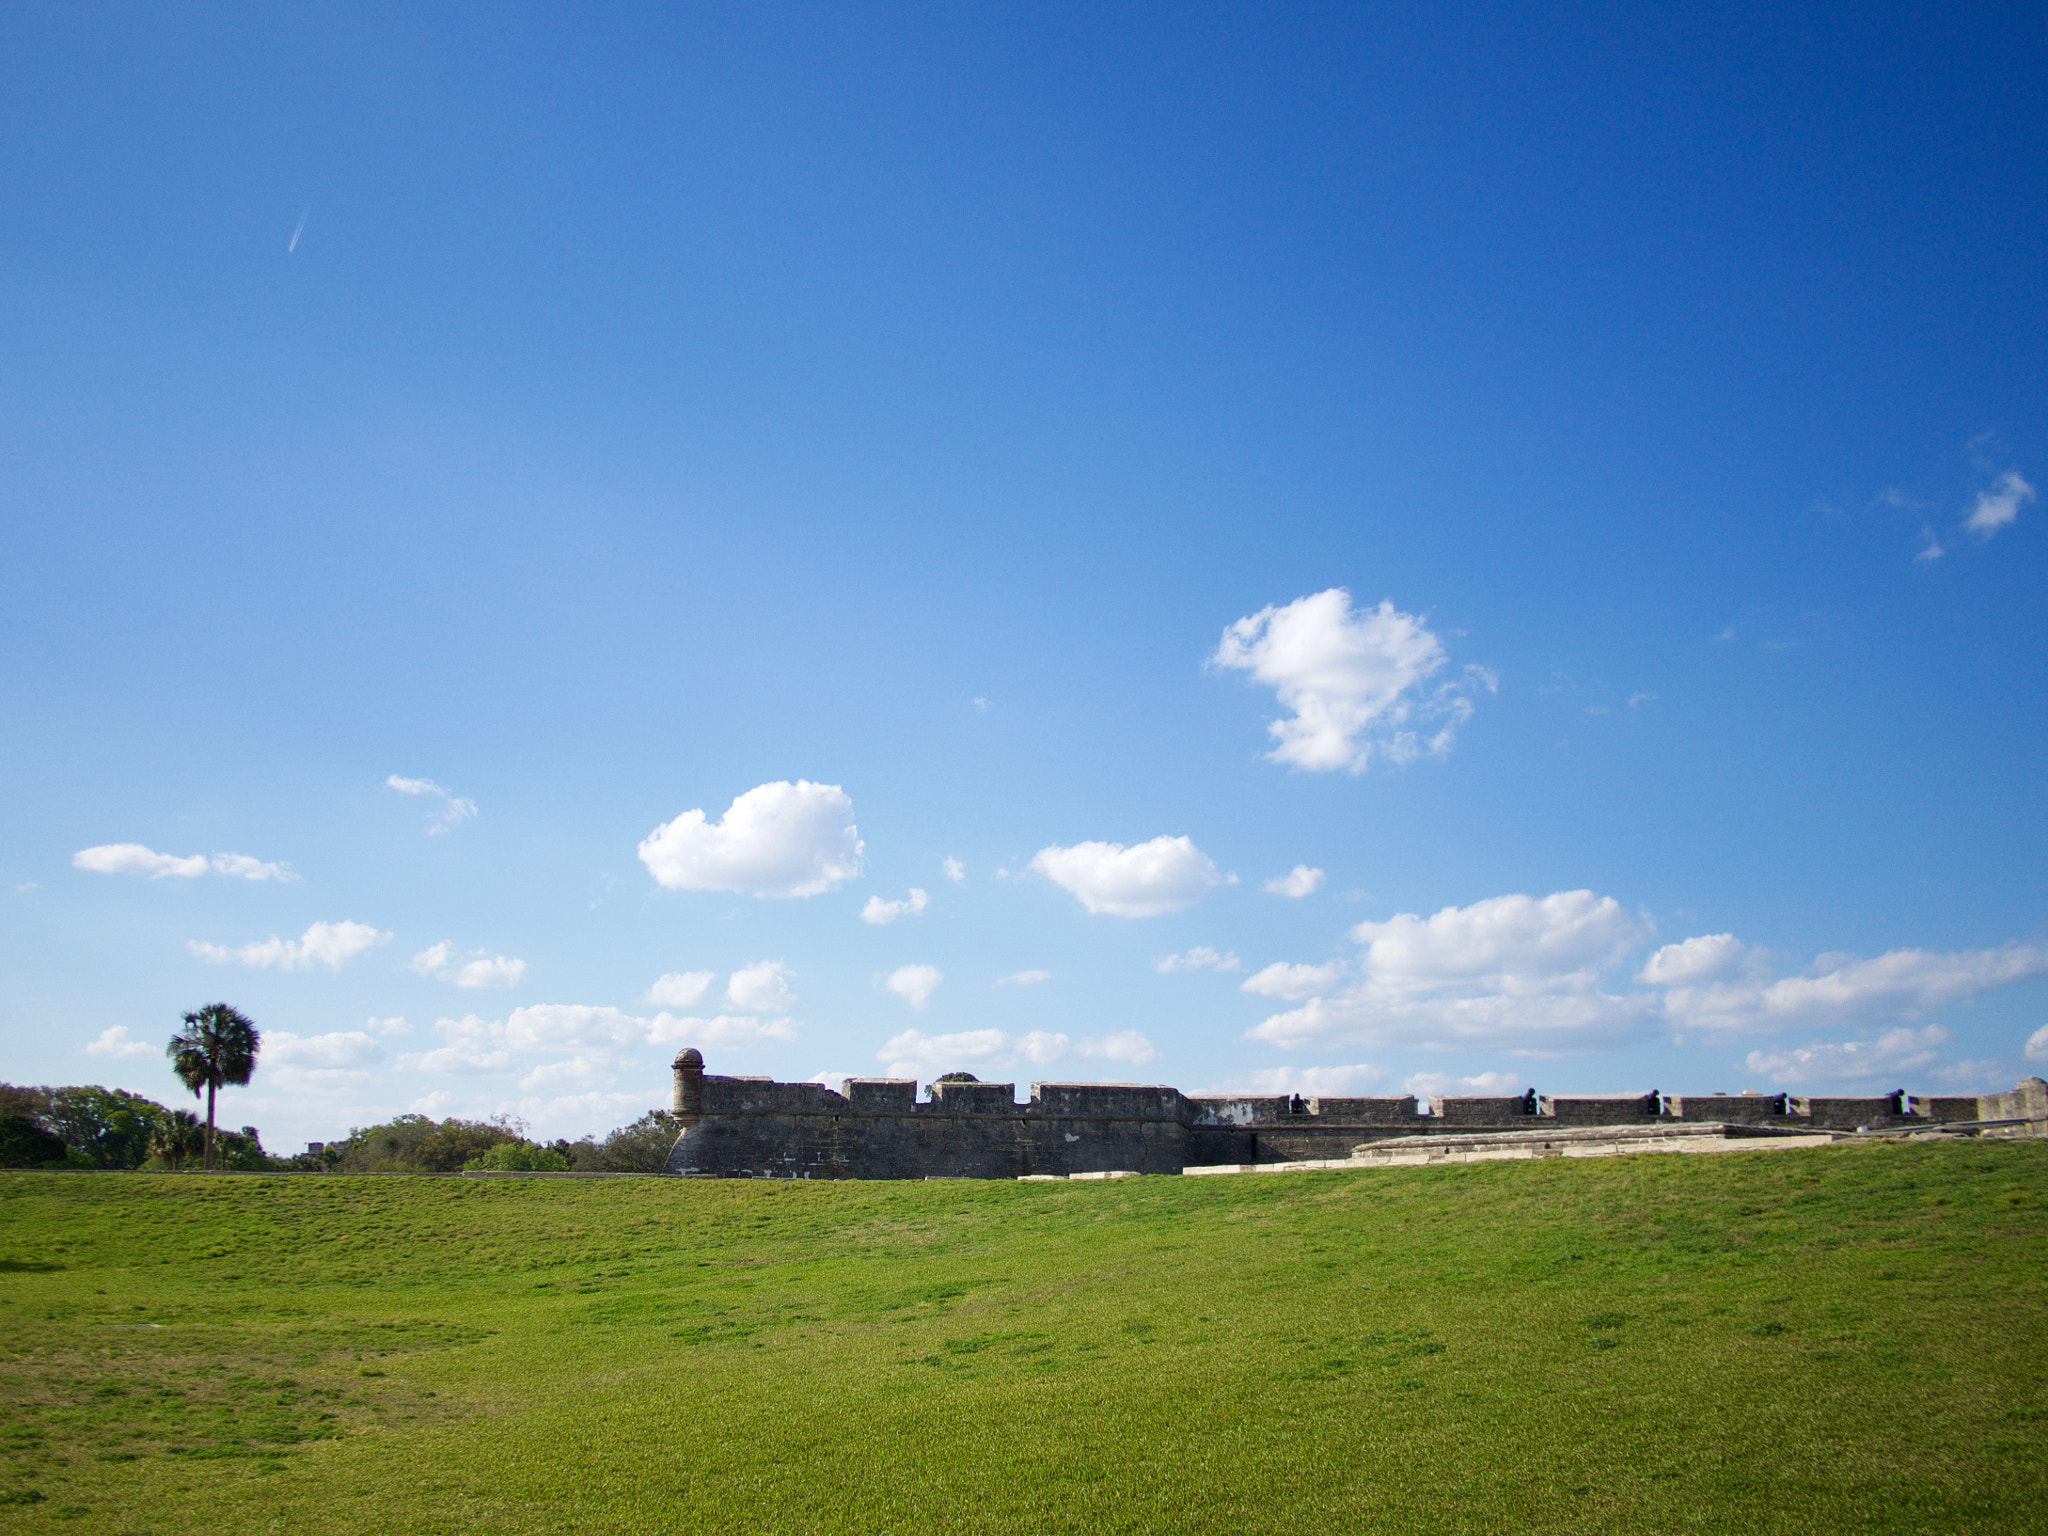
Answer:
[996,969,1051,987]
[862,888,929,925]
[366,1016,413,1036]
[725,961,795,1013]
[400,1043,517,1075]
[386,774,478,835]
[1262,865,1326,898]
[1637,933,1749,986]
[1031,836,1229,918]
[879,1028,1068,1079]
[1249,989,1653,1056]
[72,844,294,881]
[453,955,526,989]
[76,844,209,878]
[205,853,297,881]
[1246,891,1656,1055]
[2027,1023,2048,1063]
[85,1025,157,1060]
[642,1013,800,1048]
[412,942,526,990]
[410,942,454,976]
[885,964,944,1009]
[1964,469,2034,538]
[189,920,390,972]
[1241,960,1345,999]
[646,971,714,1008]
[260,1030,385,1091]
[1350,891,1650,996]
[1231,1064,1384,1096]
[1076,1031,1159,1066]
[265,1030,384,1070]
[638,780,863,898]
[518,1054,613,1093]
[401,1001,798,1083]
[1156,946,1242,974]
[1403,1070,1524,1097]
[1915,526,1945,563]
[1741,1026,1950,1087]
[1659,943,2048,1035]
[1210,588,1493,773]
[943,858,966,884]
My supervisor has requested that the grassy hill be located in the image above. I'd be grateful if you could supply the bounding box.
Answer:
[3,1139,2045,1533]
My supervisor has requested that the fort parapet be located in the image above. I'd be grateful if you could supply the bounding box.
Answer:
[660,1051,2048,1179]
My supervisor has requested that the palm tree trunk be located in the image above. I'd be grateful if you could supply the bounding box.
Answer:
[203,1080,216,1172]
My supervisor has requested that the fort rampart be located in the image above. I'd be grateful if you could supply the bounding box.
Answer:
[660,1049,2048,1180]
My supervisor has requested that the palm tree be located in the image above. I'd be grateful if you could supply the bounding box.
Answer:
[167,1004,260,1171]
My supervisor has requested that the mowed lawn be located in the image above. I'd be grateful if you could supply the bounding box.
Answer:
[3,1141,2046,1535]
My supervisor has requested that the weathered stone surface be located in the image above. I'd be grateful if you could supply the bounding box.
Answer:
[658,1058,2048,1178]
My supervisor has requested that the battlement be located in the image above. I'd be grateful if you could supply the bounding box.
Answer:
[660,1055,2048,1180]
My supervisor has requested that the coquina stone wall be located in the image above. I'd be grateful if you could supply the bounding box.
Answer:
[659,1050,2048,1180]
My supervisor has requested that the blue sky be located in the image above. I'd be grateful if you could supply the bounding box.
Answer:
[3,2,2044,1150]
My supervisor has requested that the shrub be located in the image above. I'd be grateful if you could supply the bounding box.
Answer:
[465,1141,572,1173]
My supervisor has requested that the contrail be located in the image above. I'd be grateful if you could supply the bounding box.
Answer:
[288,207,307,253]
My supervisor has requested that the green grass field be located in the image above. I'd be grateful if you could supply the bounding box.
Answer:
[3,1139,2045,1534]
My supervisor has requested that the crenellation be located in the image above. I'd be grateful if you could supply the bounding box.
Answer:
[841,1078,918,1112]
[1305,1096,1419,1122]
[1431,1094,1536,1124]
[1539,1092,1661,1125]
[659,1060,2048,1178]
[924,1080,1018,1113]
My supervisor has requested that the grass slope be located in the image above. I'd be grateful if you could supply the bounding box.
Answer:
[2,1140,2045,1534]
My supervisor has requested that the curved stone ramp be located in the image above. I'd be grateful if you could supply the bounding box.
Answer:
[1181,1120,1835,1177]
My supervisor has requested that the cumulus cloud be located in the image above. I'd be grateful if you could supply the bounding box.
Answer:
[72,844,295,881]
[1740,1026,1950,1088]
[1637,933,1750,986]
[1031,836,1229,917]
[261,1030,385,1090]
[366,1016,413,1036]
[1228,1064,1384,1096]
[2028,1024,2048,1063]
[1263,865,1326,898]
[638,780,862,898]
[878,1028,1068,1080]
[411,942,526,990]
[189,920,390,972]
[1658,943,2048,1035]
[1076,1031,1159,1066]
[386,775,478,834]
[1350,891,1650,996]
[646,971,714,1009]
[1156,947,1241,974]
[85,1025,157,1060]
[642,1013,800,1048]
[725,961,794,1013]
[885,964,943,1009]
[1246,891,1656,1055]
[862,888,928,925]
[1210,589,1493,773]
[1240,960,1345,999]
[1403,1070,1524,1098]
[1964,469,2034,538]
[996,970,1051,987]
[943,858,966,884]
[401,1001,798,1085]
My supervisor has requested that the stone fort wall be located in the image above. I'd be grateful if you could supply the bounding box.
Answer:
[660,1050,2048,1180]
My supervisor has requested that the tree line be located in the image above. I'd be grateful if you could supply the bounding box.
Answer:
[3,998,679,1175]
[0,1086,678,1175]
